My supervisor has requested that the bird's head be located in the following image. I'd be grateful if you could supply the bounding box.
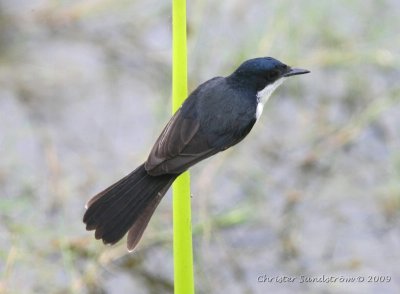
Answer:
[229,57,309,92]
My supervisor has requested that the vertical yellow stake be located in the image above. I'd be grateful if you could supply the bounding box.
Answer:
[172,0,194,293]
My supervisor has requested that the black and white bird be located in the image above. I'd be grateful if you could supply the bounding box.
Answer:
[83,57,309,251]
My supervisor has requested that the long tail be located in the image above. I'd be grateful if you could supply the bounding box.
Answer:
[83,164,177,251]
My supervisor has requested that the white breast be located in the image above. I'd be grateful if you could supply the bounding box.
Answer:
[255,78,285,120]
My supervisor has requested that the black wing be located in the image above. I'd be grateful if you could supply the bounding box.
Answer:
[144,77,257,176]
[144,99,219,176]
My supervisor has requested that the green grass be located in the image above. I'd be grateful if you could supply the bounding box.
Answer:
[172,0,194,293]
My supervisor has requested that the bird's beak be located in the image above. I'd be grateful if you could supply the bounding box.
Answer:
[283,67,310,77]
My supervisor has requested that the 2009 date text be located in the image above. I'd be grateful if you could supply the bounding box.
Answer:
[257,274,391,284]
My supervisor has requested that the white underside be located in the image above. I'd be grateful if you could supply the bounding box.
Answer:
[255,77,285,120]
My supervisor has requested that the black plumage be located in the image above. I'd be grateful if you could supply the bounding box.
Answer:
[83,57,309,251]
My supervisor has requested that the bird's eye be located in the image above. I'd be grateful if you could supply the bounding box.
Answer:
[268,70,279,79]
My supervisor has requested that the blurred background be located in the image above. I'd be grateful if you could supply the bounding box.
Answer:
[1,0,399,293]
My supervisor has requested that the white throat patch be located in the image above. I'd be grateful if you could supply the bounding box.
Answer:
[255,77,285,120]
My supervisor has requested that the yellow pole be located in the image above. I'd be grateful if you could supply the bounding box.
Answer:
[172,0,194,293]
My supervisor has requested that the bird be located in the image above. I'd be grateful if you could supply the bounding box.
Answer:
[83,57,309,251]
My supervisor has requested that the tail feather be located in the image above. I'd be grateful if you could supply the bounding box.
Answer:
[84,173,136,230]
[83,163,177,249]
[93,173,149,234]
[85,172,132,209]
[127,180,173,251]
[99,176,159,243]
[127,191,163,251]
